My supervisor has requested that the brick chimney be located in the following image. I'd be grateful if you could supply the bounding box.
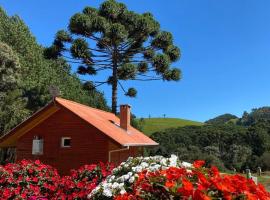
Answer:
[120,105,131,130]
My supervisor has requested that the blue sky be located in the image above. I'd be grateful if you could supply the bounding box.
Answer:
[1,0,270,122]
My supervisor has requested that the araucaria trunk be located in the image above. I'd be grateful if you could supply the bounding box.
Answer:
[111,50,118,115]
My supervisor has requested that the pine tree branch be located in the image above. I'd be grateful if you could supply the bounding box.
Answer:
[118,80,127,93]
[131,78,163,81]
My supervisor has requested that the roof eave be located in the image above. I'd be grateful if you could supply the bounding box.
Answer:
[123,143,159,147]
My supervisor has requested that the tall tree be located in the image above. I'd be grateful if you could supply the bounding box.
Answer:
[45,0,181,114]
[0,42,29,133]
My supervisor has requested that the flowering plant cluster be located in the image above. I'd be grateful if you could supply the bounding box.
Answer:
[0,160,113,200]
[1,157,269,200]
[89,155,190,199]
[0,160,60,200]
[114,160,270,200]
[55,162,114,199]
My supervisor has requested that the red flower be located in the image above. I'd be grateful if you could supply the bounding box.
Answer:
[177,178,193,196]
[193,160,205,168]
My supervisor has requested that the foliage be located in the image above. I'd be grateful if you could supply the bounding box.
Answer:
[0,160,60,199]
[0,160,113,200]
[0,42,29,133]
[45,0,181,114]
[205,113,238,125]
[55,163,114,199]
[238,107,270,126]
[149,124,255,171]
[114,160,270,200]
[89,155,187,199]
[149,114,270,171]
[0,158,269,200]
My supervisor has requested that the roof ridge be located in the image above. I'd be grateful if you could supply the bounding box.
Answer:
[55,97,115,116]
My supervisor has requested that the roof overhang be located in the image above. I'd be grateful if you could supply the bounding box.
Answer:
[123,143,159,147]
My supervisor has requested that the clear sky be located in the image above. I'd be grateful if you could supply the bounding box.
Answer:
[1,0,270,122]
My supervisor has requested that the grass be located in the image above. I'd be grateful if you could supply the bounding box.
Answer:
[137,117,203,135]
[258,172,270,191]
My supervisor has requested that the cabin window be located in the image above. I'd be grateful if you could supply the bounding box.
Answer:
[32,136,43,155]
[61,137,71,147]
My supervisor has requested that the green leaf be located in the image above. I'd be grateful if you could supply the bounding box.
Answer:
[106,23,128,44]
[163,68,181,81]
[70,38,91,59]
[165,45,181,62]
[55,30,72,43]
[151,31,173,50]
[138,62,148,73]
[69,13,92,35]
[118,63,137,80]
[125,87,137,97]
[152,54,170,74]
[99,0,127,21]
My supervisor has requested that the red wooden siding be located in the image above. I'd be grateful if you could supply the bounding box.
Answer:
[16,107,109,175]
[108,141,142,165]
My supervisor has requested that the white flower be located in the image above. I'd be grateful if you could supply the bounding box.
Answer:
[120,189,126,195]
[89,155,189,199]
[182,161,192,168]
[123,174,130,180]
[129,176,135,183]
[112,182,119,189]
[140,162,149,168]
[103,188,112,197]
[160,158,168,166]
[169,154,178,167]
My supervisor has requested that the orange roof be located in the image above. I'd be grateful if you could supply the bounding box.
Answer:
[55,98,158,146]
[0,97,158,147]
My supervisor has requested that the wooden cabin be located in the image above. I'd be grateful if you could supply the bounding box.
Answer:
[0,98,158,174]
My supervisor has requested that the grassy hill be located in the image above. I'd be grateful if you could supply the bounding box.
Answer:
[138,118,203,135]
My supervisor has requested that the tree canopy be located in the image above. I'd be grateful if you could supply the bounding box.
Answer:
[205,114,238,125]
[149,108,270,171]
[45,0,181,114]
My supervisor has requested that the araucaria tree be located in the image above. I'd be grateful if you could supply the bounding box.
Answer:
[45,0,181,114]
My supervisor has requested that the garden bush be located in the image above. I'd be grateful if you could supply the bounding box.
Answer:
[114,160,270,200]
[55,163,114,199]
[0,160,113,200]
[0,160,60,199]
[0,157,269,200]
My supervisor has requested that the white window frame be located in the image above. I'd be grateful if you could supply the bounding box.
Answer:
[32,138,44,155]
[61,137,71,147]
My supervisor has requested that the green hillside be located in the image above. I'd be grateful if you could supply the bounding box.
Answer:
[138,118,203,135]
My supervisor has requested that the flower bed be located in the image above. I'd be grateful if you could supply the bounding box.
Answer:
[0,160,113,200]
[55,162,114,199]
[0,160,60,199]
[114,160,270,200]
[0,157,269,200]
[89,155,191,199]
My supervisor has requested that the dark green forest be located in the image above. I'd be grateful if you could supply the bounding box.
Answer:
[149,107,270,171]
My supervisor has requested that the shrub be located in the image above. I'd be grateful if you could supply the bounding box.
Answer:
[0,160,114,200]
[55,162,114,199]
[0,160,60,199]
[89,155,191,199]
[114,160,270,200]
